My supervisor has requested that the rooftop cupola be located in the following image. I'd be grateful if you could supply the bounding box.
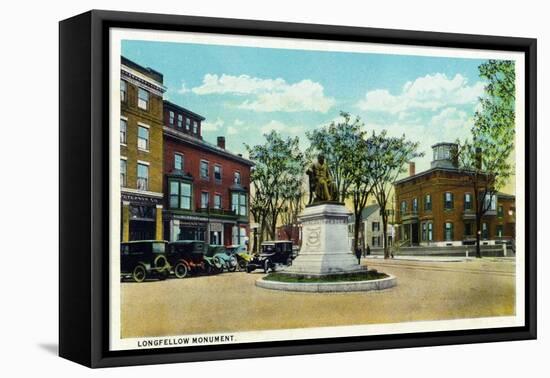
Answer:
[431,142,458,169]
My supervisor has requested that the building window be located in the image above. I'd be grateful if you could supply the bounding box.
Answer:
[498,205,504,217]
[174,153,183,171]
[400,200,407,213]
[424,194,432,211]
[412,198,418,212]
[120,80,127,102]
[372,222,380,232]
[421,222,427,241]
[201,192,209,209]
[496,224,504,238]
[464,193,472,210]
[120,159,127,187]
[464,222,473,236]
[482,222,489,240]
[427,222,433,241]
[372,236,380,247]
[120,118,127,144]
[193,121,198,134]
[444,222,454,241]
[200,160,209,179]
[484,193,497,211]
[234,171,241,185]
[177,114,183,128]
[214,194,222,209]
[444,192,454,210]
[137,126,149,150]
[214,165,222,182]
[232,192,248,216]
[169,111,175,124]
[232,226,247,245]
[138,88,149,110]
[169,181,192,210]
[137,163,149,191]
[186,118,190,130]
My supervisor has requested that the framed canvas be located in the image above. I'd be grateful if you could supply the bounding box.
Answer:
[59,10,537,368]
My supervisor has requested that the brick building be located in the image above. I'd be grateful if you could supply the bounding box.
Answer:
[162,100,254,246]
[394,142,515,247]
[120,56,166,241]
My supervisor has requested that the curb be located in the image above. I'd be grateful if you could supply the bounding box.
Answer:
[255,274,397,293]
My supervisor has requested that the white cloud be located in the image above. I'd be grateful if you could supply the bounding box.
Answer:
[260,120,302,135]
[234,119,244,126]
[357,73,484,114]
[202,118,224,132]
[192,74,334,113]
[226,126,239,135]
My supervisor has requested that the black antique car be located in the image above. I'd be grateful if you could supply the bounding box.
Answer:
[246,240,295,273]
[120,240,170,282]
[166,240,207,278]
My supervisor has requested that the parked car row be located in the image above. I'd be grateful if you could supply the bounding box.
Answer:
[120,240,296,282]
[121,240,246,282]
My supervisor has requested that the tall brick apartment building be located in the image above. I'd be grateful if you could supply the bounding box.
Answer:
[394,142,515,247]
[162,100,254,246]
[120,57,166,241]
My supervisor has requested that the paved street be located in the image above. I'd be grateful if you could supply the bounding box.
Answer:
[120,258,516,338]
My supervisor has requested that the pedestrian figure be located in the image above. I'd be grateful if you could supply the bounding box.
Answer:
[355,247,362,264]
[366,245,371,256]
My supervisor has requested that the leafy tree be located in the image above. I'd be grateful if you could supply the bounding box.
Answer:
[306,112,364,203]
[245,131,305,243]
[370,131,423,259]
[456,60,515,258]
[348,131,378,253]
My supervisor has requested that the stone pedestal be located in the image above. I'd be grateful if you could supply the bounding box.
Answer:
[284,203,364,276]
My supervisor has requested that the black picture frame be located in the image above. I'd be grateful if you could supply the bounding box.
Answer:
[59,9,537,368]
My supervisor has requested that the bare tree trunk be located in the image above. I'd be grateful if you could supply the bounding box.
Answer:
[382,212,389,259]
[353,215,362,253]
[475,216,482,258]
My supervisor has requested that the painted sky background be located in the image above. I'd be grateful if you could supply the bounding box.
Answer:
[121,40,514,190]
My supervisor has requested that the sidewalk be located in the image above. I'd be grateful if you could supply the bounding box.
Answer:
[364,255,470,262]
[364,255,516,263]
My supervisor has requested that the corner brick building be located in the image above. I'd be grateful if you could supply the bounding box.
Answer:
[162,100,254,246]
[394,143,515,247]
[120,57,166,241]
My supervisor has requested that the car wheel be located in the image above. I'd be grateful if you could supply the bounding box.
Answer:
[263,259,271,273]
[154,255,169,270]
[174,263,188,279]
[286,257,293,266]
[132,265,147,283]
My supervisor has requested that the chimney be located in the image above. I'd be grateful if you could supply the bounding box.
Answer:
[217,136,226,149]
[409,162,416,177]
[475,147,482,170]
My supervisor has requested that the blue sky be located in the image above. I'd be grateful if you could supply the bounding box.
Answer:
[122,40,488,173]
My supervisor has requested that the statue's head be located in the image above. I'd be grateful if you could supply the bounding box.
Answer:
[318,154,325,164]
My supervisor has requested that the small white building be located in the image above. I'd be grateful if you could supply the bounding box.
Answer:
[348,203,394,250]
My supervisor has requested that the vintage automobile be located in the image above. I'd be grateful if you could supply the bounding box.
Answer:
[166,240,207,278]
[120,240,170,282]
[246,240,295,273]
[207,245,237,272]
[225,244,254,271]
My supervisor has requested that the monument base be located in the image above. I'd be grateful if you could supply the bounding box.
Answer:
[283,203,363,277]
